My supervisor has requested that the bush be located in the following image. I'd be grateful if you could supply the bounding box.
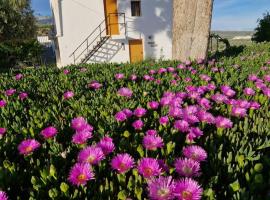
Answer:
[252,12,270,42]
[0,39,43,69]
[0,43,270,199]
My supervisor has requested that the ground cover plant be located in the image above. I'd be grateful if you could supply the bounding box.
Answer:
[0,43,270,199]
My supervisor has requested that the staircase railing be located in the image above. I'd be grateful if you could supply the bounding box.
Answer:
[69,13,126,64]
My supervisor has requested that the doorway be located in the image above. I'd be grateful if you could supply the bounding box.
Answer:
[129,39,143,63]
[103,0,120,35]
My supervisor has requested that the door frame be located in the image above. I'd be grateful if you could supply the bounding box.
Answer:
[129,39,144,63]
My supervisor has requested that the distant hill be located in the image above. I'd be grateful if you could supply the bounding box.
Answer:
[36,16,53,25]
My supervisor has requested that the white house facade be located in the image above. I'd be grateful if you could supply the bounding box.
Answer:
[50,0,173,67]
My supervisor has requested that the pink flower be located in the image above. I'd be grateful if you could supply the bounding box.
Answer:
[231,107,247,117]
[72,130,92,145]
[88,81,102,90]
[148,101,159,110]
[15,73,23,80]
[115,73,124,80]
[98,136,115,155]
[18,139,40,155]
[63,91,74,100]
[215,116,233,129]
[158,68,167,74]
[169,107,183,118]
[111,153,134,174]
[147,176,175,200]
[183,145,207,162]
[5,89,16,96]
[0,128,7,136]
[146,129,157,136]
[134,107,147,118]
[174,120,190,132]
[114,111,127,122]
[137,158,161,178]
[123,108,133,118]
[244,88,255,96]
[175,158,200,177]
[68,163,94,186]
[0,100,7,108]
[130,74,137,81]
[174,178,203,200]
[263,88,270,97]
[248,74,258,81]
[250,101,260,110]
[221,86,236,97]
[159,116,169,125]
[132,119,144,130]
[143,134,164,151]
[0,191,8,200]
[40,126,58,139]
[77,146,105,165]
[149,69,156,75]
[197,111,215,124]
[211,93,228,104]
[198,98,211,110]
[71,117,88,131]
[80,67,87,72]
[63,69,70,74]
[19,92,28,100]
[118,87,133,98]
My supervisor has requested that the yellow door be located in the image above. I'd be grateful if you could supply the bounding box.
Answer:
[129,40,144,63]
[104,0,119,35]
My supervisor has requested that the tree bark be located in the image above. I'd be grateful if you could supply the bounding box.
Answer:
[172,0,213,61]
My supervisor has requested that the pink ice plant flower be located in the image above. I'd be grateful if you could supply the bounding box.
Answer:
[63,69,70,74]
[98,136,115,155]
[174,120,190,133]
[77,146,105,165]
[115,73,124,80]
[88,81,102,90]
[215,116,233,129]
[0,100,7,108]
[5,89,16,96]
[68,163,94,186]
[0,128,6,136]
[115,111,127,122]
[244,88,255,96]
[117,87,133,98]
[18,139,40,156]
[137,158,161,179]
[15,73,23,80]
[146,129,158,136]
[221,85,236,97]
[148,101,159,110]
[19,92,28,100]
[174,178,203,200]
[72,130,93,145]
[123,108,133,118]
[143,134,164,151]
[111,153,134,174]
[175,158,200,178]
[71,117,89,131]
[0,191,8,200]
[40,126,58,139]
[159,116,169,126]
[231,107,247,118]
[250,101,261,110]
[63,91,74,100]
[132,119,144,130]
[130,74,137,81]
[134,107,147,118]
[147,176,175,200]
[183,145,207,162]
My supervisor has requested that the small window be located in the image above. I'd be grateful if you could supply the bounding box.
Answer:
[131,1,141,17]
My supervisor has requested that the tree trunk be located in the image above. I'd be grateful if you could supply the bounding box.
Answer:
[172,0,213,61]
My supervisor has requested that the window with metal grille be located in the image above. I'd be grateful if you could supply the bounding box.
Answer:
[131,1,141,17]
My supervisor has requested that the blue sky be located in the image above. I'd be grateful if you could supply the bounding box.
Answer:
[32,0,270,30]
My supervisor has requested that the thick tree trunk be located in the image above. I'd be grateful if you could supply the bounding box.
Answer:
[172,0,213,61]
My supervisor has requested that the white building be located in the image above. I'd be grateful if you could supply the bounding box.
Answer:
[50,0,172,67]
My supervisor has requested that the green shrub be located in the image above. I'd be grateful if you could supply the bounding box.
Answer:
[252,12,270,42]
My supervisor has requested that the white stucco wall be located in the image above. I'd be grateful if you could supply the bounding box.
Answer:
[51,0,172,67]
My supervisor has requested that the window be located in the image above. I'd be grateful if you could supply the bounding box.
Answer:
[131,1,141,16]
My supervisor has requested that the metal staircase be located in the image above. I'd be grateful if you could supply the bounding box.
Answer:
[69,13,126,64]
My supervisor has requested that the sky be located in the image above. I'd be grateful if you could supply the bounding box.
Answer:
[32,0,270,31]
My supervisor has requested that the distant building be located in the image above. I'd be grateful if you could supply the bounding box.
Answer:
[50,0,172,67]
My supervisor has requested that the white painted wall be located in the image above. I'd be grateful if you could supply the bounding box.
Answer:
[51,0,172,67]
